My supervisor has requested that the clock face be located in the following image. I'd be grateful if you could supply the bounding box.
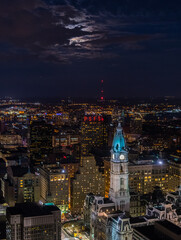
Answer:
[120,154,125,160]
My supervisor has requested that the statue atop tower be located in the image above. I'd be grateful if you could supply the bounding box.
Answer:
[112,122,126,153]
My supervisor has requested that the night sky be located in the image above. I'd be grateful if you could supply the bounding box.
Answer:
[1,0,181,98]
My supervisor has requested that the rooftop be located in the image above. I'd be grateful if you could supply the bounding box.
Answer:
[7,202,60,217]
[134,225,157,240]
[10,166,34,177]
[130,217,147,224]
[156,220,181,235]
[134,220,181,239]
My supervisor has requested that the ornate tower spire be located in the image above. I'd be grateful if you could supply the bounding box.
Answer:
[109,122,130,212]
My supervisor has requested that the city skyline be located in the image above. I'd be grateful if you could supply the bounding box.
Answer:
[1,96,181,239]
[1,1,181,235]
[0,0,181,98]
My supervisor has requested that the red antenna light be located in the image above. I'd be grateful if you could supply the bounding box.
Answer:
[100,80,104,101]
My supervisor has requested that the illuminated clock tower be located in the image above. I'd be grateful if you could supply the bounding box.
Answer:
[109,122,130,212]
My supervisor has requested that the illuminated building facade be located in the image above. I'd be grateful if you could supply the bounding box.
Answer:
[17,171,41,203]
[80,115,109,157]
[70,156,105,215]
[109,122,130,211]
[168,159,181,192]
[84,123,133,240]
[59,160,79,179]
[1,166,41,206]
[0,134,22,148]
[129,193,146,217]
[30,120,53,165]
[6,202,61,240]
[88,162,147,217]
[84,124,181,240]
[38,165,69,212]
[52,134,79,147]
[104,158,169,197]
[129,161,169,195]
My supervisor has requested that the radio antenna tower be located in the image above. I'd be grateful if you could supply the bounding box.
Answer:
[100,80,104,102]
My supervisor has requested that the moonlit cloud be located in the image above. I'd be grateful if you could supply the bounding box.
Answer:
[1,0,181,98]
[69,34,103,45]
[0,0,181,63]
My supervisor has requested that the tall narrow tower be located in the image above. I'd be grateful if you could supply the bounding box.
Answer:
[109,122,130,212]
[100,80,104,101]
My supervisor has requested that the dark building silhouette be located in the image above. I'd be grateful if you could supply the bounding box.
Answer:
[30,121,53,165]
[80,115,110,157]
[6,202,61,240]
[134,220,181,240]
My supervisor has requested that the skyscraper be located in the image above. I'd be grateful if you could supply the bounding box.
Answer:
[38,165,69,212]
[29,120,53,165]
[70,156,105,215]
[6,202,61,240]
[80,115,109,157]
[1,166,41,206]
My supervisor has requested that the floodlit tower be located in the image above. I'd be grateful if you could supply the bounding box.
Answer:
[109,122,130,212]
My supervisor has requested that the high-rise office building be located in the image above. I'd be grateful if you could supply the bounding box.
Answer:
[70,156,105,215]
[104,158,170,196]
[38,165,69,212]
[80,115,110,157]
[16,169,41,203]
[168,158,181,192]
[6,202,61,240]
[30,120,53,165]
[1,166,41,206]
[59,159,80,179]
